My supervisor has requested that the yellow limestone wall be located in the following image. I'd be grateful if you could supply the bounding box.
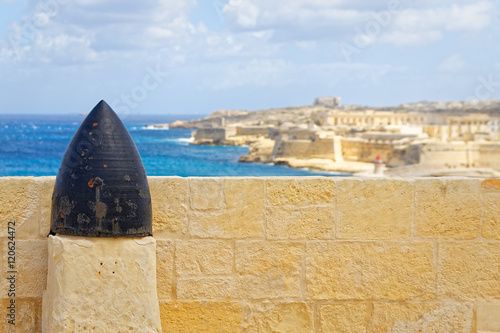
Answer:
[1,176,499,332]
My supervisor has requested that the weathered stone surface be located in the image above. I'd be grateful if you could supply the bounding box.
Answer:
[225,178,265,238]
[266,178,335,207]
[156,240,174,300]
[266,206,335,239]
[176,240,233,275]
[1,298,42,333]
[0,177,39,240]
[370,302,473,332]
[336,178,412,239]
[42,236,161,332]
[150,177,188,237]
[13,240,47,298]
[190,209,263,239]
[477,303,500,332]
[235,241,303,299]
[306,241,436,300]
[160,301,242,332]
[320,303,369,332]
[482,179,500,240]
[36,176,55,238]
[243,302,314,332]
[189,210,232,238]
[438,242,500,300]
[189,178,223,210]
[415,178,482,239]
[177,277,232,299]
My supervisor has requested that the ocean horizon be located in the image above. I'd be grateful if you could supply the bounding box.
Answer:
[0,113,347,177]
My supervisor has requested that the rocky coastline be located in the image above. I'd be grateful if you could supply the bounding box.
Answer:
[158,99,500,177]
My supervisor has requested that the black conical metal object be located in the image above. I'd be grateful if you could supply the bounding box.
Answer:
[50,100,152,237]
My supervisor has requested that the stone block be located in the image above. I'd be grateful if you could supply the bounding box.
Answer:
[189,210,232,238]
[190,209,263,239]
[156,240,174,300]
[235,241,303,299]
[176,240,233,275]
[370,302,473,332]
[415,178,482,239]
[36,177,55,238]
[266,177,335,207]
[482,179,500,240]
[42,236,161,332]
[1,240,48,298]
[176,277,232,299]
[306,241,436,300]
[320,303,369,332]
[336,178,412,239]
[17,240,47,298]
[159,301,242,332]
[0,177,40,240]
[189,178,223,210]
[1,297,42,333]
[438,242,500,300]
[225,178,265,238]
[267,206,335,239]
[243,302,314,332]
[150,177,189,238]
[477,303,500,332]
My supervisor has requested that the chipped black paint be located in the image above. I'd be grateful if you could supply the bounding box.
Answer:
[50,100,152,237]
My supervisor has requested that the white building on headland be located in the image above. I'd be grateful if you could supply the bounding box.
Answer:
[314,97,341,108]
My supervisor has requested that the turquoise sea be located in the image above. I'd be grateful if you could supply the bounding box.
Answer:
[0,114,344,177]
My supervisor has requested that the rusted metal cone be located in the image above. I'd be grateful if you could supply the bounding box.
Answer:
[50,100,152,237]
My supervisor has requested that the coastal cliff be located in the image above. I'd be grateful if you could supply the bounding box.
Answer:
[160,99,500,177]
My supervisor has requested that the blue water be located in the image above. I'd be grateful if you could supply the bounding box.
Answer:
[0,114,345,177]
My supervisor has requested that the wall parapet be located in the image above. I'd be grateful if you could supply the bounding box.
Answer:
[1,176,499,332]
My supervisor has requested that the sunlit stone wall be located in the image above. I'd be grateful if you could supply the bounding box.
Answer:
[1,176,499,332]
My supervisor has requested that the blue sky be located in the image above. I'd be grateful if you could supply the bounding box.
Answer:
[1,0,499,115]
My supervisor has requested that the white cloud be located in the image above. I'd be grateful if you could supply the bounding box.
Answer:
[380,30,442,46]
[222,0,497,47]
[393,2,493,32]
[438,54,466,73]
[196,58,406,90]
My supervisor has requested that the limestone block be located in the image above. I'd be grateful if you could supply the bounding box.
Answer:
[225,178,265,238]
[235,241,303,299]
[415,178,482,239]
[42,235,161,332]
[336,178,412,239]
[306,241,436,300]
[156,240,174,300]
[13,240,47,298]
[150,177,188,237]
[320,303,369,332]
[266,177,335,207]
[159,301,242,332]
[438,242,500,300]
[1,297,42,333]
[477,303,500,332]
[482,179,500,240]
[0,177,40,240]
[189,178,223,210]
[176,277,232,299]
[176,240,233,275]
[370,302,473,332]
[190,209,263,239]
[266,205,335,239]
[36,177,55,238]
[189,210,232,238]
[242,302,314,332]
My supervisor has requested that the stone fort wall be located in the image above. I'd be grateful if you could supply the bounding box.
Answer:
[1,176,499,332]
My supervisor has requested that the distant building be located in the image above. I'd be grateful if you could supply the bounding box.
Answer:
[314,97,341,107]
